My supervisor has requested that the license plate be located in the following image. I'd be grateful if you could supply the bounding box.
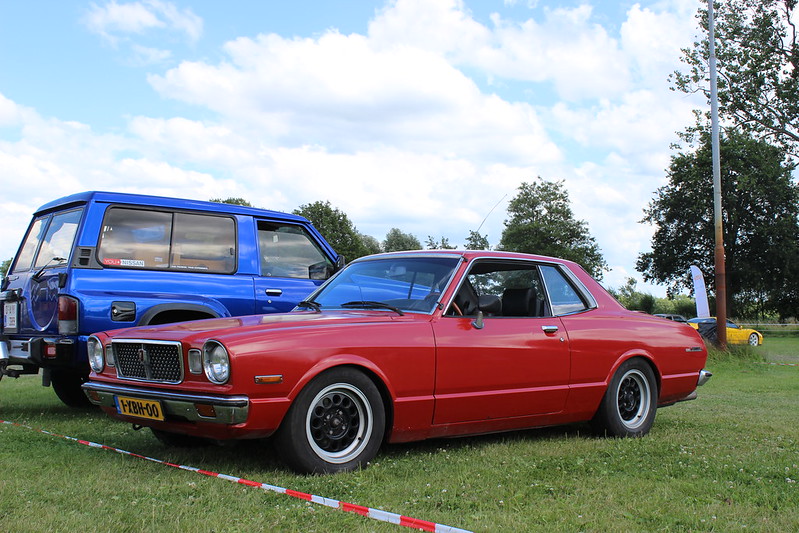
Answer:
[115,396,165,421]
[3,301,18,333]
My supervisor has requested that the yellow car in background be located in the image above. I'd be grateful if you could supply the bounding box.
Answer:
[687,317,763,346]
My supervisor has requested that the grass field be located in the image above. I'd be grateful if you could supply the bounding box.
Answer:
[1,341,797,532]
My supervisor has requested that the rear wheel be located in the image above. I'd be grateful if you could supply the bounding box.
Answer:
[274,368,385,474]
[592,359,657,437]
[51,369,93,408]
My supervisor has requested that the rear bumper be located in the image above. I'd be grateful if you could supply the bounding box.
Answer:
[697,369,712,386]
[0,335,77,367]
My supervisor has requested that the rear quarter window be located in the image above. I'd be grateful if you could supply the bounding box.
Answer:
[97,207,236,273]
[540,264,590,315]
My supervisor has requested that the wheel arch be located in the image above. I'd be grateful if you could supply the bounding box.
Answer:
[138,303,223,326]
[287,358,395,442]
[605,351,662,397]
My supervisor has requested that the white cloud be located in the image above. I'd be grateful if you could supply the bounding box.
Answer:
[148,29,561,166]
[84,0,203,45]
[131,44,172,65]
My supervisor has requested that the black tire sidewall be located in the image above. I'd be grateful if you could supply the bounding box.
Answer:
[51,369,93,408]
[275,367,385,474]
[593,358,657,437]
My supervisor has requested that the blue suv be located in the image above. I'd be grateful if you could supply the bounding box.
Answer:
[0,191,341,407]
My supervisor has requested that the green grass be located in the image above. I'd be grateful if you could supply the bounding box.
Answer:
[1,356,798,532]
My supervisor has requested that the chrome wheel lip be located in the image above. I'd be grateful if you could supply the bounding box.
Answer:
[305,382,372,464]
[615,369,651,430]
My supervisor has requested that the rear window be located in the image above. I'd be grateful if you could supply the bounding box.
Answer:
[98,207,236,274]
[13,209,83,273]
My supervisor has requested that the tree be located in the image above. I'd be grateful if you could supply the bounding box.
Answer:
[210,197,254,207]
[359,233,382,255]
[673,0,799,156]
[293,201,370,261]
[498,179,607,278]
[1,258,11,278]
[383,228,421,252]
[637,129,799,319]
[464,230,490,250]
[425,236,455,250]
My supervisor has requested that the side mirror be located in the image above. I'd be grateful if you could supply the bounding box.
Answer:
[471,295,501,330]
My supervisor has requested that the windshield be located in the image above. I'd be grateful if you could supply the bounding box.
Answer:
[311,256,460,314]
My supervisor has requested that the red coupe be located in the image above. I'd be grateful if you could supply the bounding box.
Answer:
[83,251,711,474]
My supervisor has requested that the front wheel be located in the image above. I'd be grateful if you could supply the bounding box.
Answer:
[592,359,657,437]
[748,333,759,346]
[274,368,385,474]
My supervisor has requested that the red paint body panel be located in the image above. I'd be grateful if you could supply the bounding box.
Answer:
[85,250,709,447]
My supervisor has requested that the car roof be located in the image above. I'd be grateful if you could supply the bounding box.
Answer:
[351,249,581,268]
[33,191,312,223]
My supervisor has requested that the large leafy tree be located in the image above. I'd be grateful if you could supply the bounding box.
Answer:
[464,230,490,250]
[425,236,456,250]
[637,129,799,318]
[293,201,370,261]
[674,0,799,155]
[383,228,421,252]
[498,179,607,278]
[209,197,254,207]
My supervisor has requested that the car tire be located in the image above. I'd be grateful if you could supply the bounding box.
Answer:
[51,369,93,408]
[748,333,759,346]
[151,429,212,447]
[274,368,385,474]
[592,358,657,437]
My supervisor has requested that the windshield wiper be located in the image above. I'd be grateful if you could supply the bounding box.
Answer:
[341,301,405,316]
[296,300,321,312]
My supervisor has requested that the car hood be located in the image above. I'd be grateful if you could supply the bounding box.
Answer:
[103,310,419,343]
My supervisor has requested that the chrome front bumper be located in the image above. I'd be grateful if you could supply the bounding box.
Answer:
[82,381,249,424]
[697,369,712,387]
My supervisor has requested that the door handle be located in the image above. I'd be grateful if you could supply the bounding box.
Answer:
[265,289,283,297]
[541,325,559,334]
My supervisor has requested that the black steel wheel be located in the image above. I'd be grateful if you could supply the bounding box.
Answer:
[592,358,657,437]
[274,368,385,474]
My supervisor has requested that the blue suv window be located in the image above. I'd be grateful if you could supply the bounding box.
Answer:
[13,209,82,273]
[258,221,333,280]
[98,207,236,273]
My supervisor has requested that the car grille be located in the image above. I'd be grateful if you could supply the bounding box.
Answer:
[112,340,183,383]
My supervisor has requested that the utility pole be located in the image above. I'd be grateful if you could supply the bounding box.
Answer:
[708,0,727,348]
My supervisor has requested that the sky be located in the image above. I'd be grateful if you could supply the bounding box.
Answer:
[0,0,708,295]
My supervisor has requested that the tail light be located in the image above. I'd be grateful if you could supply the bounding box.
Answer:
[58,296,79,335]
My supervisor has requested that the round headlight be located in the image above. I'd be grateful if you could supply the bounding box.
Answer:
[203,341,230,384]
[87,336,104,372]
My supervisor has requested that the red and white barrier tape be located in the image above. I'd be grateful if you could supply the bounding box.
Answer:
[0,419,472,533]
[757,361,798,367]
